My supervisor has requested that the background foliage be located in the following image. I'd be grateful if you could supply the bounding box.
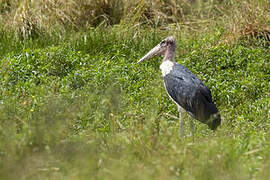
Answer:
[0,0,269,179]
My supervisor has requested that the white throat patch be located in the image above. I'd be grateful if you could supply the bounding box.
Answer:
[160,60,174,77]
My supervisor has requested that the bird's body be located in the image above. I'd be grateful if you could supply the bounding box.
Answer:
[137,36,221,134]
[161,61,220,130]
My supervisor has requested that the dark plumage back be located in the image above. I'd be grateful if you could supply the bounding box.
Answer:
[163,63,221,130]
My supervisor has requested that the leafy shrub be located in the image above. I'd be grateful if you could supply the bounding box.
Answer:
[0,27,269,179]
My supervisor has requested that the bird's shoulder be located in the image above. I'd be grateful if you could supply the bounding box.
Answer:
[168,63,199,81]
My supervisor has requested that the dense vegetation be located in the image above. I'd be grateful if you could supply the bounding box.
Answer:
[0,0,269,179]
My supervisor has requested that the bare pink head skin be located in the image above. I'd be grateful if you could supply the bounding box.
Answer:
[137,36,176,64]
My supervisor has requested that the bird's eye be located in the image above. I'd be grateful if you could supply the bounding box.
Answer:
[160,40,166,46]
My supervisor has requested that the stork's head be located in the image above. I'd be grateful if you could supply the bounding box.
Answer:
[137,36,176,64]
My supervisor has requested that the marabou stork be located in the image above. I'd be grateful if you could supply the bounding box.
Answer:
[137,36,221,135]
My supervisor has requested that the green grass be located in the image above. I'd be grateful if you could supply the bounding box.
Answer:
[0,24,270,180]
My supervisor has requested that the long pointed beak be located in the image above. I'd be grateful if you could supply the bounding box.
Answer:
[137,44,163,64]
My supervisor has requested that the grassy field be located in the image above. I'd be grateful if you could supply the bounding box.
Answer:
[0,0,270,179]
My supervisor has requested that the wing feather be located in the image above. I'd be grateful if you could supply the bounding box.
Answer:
[163,63,217,123]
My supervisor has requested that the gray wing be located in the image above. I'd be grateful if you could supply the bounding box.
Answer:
[163,63,218,123]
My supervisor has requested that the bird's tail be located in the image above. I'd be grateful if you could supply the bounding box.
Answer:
[207,111,221,130]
